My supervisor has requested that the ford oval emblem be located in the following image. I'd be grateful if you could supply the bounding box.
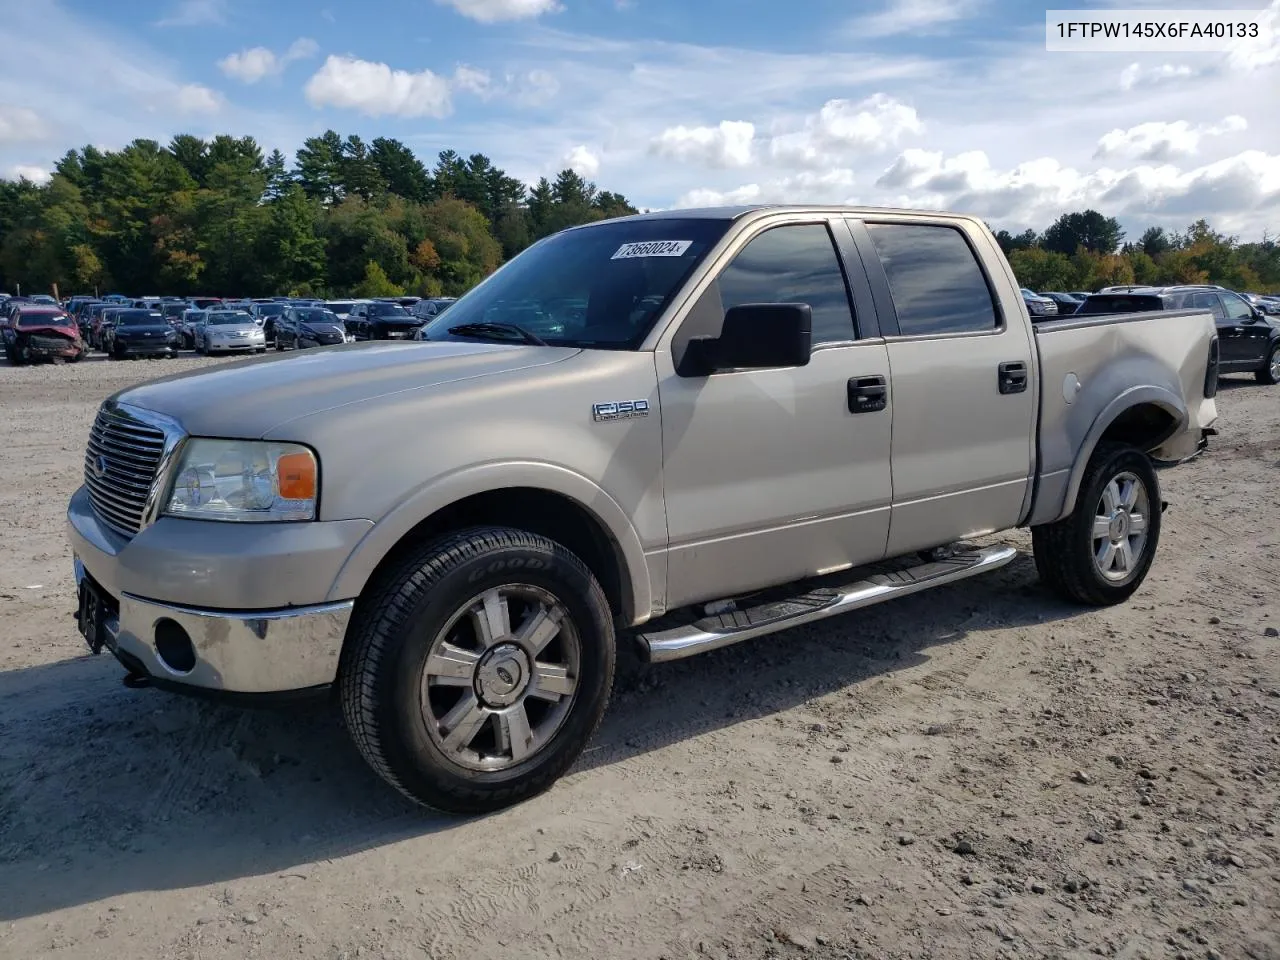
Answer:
[92,454,108,479]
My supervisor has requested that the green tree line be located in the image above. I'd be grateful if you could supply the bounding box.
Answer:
[0,131,639,299]
[992,209,1280,293]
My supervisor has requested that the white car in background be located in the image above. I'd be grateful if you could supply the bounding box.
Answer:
[194,309,267,355]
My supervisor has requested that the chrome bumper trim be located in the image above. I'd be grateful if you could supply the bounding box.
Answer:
[75,559,353,693]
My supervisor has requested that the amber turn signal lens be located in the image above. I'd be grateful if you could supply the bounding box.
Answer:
[276,451,317,501]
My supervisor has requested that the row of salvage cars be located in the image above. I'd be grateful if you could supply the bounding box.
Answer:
[0,293,462,365]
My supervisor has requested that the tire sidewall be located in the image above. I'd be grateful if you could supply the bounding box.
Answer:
[1075,447,1161,597]
[1262,343,1280,384]
[377,538,615,800]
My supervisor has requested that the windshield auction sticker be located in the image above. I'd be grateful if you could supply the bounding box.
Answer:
[611,240,693,259]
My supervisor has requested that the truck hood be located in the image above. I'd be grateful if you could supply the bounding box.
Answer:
[114,340,578,438]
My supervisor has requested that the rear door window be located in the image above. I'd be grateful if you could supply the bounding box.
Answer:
[864,223,998,336]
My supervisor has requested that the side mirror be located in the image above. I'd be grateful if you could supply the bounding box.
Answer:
[679,302,813,376]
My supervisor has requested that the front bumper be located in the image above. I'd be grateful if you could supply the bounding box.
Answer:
[75,558,353,694]
[207,339,265,353]
[67,486,371,693]
[117,341,177,356]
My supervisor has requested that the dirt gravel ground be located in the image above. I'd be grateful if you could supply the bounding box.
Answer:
[1,352,1278,960]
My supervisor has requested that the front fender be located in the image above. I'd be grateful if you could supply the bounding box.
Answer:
[325,460,654,622]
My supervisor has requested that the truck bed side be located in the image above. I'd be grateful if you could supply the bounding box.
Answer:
[1026,308,1219,527]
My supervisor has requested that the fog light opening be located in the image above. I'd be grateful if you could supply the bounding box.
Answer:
[154,618,197,674]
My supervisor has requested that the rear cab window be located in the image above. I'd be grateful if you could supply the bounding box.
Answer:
[862,222,999,336]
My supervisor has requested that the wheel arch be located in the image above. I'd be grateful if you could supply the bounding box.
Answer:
[327,463,652,627]
[1057,388,1184,521]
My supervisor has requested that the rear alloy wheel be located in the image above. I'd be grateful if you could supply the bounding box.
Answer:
[340,526,615,813]
[1033,443,1161,606]
[1257,343,1280,385]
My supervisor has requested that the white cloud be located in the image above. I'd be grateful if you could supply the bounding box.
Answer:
[563,144,600,176]
[768,94,923,167]
[285,38,320,61]
[304,55,453,118]
[845,0,978,38]
[677,169,858,208]
[514,68,560,106]
[1226,0,1280,71]
[156,0,226,27]
[218,47,276,83]
[218,37,320,83]
[434,0,562,23]
[5,164,52,184]
[863,146,1280,230]
[651,121,755,168]
[1094,116,1248,162]
[452,64,494,98]
[174,84,224,114]
[1118,63,1196,91]
[0,105,50,145]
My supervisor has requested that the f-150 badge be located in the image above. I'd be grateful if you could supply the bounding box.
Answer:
[592,399,650,422]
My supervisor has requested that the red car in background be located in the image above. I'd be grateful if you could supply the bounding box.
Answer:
[3,307,88,365]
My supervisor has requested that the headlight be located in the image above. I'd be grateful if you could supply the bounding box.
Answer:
[164,439,318,522]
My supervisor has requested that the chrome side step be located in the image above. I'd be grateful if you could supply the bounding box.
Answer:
[638,544,1018,663]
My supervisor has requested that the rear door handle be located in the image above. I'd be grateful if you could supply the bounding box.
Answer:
[847,375,887,414]
[998,361,1028,395]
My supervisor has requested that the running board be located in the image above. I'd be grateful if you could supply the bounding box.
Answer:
[638,544,1018,663]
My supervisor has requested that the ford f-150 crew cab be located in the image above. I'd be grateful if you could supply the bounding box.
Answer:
[68,205,1220,813]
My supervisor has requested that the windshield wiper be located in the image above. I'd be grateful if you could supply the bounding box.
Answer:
[446,322,547,346]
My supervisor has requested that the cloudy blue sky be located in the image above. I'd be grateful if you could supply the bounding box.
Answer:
[0,0,1277,237]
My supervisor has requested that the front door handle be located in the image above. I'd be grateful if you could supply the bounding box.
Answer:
[998,361,1028,394]
[847,375,887,414]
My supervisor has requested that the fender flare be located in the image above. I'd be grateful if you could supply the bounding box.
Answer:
[326,460,654,621]
[1059,385,1186,519]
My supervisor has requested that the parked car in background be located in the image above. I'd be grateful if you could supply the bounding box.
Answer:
[1076,285,1279,384]
[95,307,126,350]
[410,297,458,322]
[1243,293,1280,316]
[160,301,187,325]
[3,306,86,364]
[324,300,358,321]
[195,309,267,355]
[250,301,288,343]
[30,294,57,306]
[1021,288,1059,318]
[188,297,223,311]
[105,309,179,360]
[1039,292,1083,315]
[275,305,351,350]
[347,300,422,340]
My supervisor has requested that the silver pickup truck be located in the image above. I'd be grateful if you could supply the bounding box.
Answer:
[68,205,1219,812]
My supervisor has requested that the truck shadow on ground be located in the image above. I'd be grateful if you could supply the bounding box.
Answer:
[0,552,1083,921]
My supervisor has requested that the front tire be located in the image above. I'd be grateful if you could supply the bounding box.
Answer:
[1257,343,1280,385]
[1032,442,1161,606]
[339,526,616,813]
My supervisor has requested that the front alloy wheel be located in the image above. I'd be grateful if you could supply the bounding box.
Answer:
[421,585,580,772]
[340,526,615,813]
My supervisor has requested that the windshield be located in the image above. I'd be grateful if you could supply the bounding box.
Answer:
[257,304,285,316]
[421,218,732,348]
[208,311,253,325]
[118,311,165,326]
[295,309,341,326]
[369,303,410,318]
[17,312,70,328]
[326,302,354,313]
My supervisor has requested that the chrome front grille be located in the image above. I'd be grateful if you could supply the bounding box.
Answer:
[83,404,173,539]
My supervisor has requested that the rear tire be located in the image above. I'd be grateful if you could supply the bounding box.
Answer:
[339,526,615,813]
[1032,442,1161,606]
[1257,343,1280,385]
